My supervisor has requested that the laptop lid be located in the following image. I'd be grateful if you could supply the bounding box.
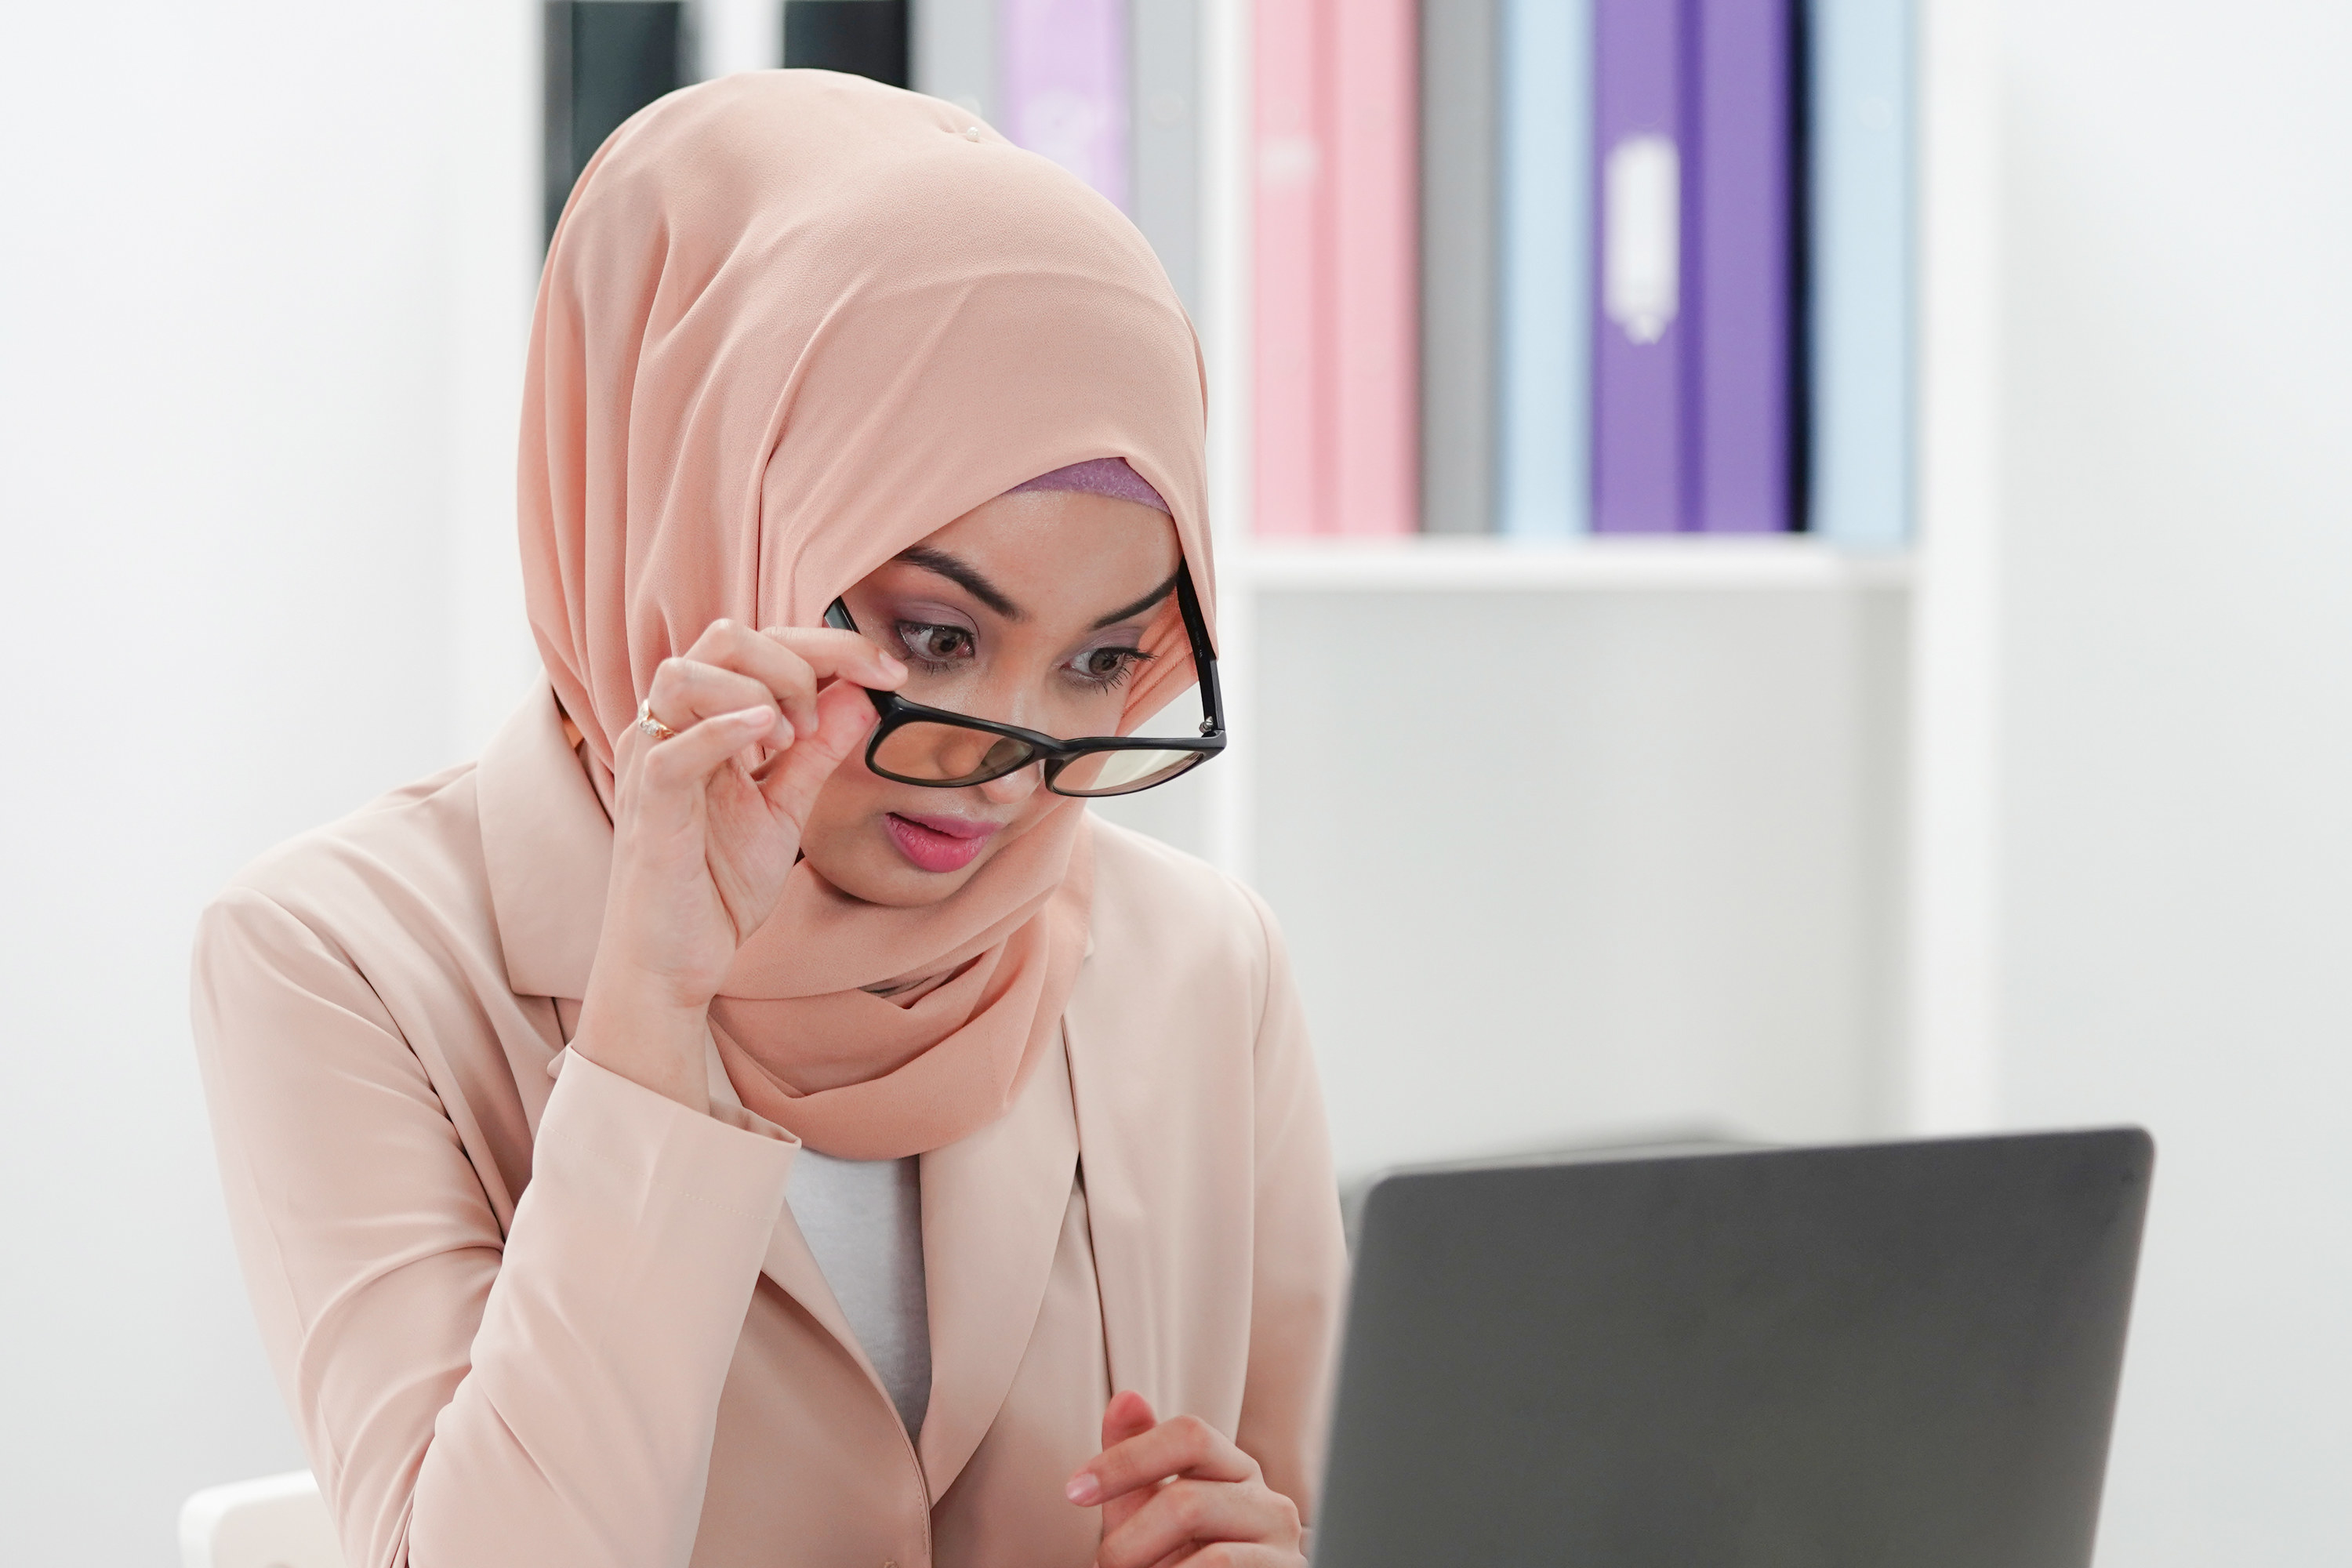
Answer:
[1313,1128,2154,1568]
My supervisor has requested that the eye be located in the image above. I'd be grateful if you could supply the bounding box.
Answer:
[896,621,976,666]
[1066,644,1152,690]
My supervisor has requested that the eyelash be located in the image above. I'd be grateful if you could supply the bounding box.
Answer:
[1073,645,1154,691]
[891,621,1153,691]
[893,621,975,670]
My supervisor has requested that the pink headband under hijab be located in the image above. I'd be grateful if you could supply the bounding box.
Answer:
[1009,456,1171,514]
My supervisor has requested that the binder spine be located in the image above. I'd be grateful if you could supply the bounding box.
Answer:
[1498,0,1594,539]
[1806,0,1914,547]
[1132,0,1205,318]
[1001,0,1131,209]
[1421,0,1501,535]
[1252,0,1419,536]
[1328,0,1421,535]
[1252,0,1327,535]
[913,0,1000,124]
[1693,0,1796,533]
[1592,0,1689,534]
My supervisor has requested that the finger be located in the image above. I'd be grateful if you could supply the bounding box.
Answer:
[760,623,908,688]
[1095,1479,1298,1568]
[1069,1392,1160,1513]
[684,620,905,739]
[1071,1414,1254,1509]
[757,625,905,739]
[677,621,897,743]
[674,622,823,742]
[1104,1390,1158,1449]
[648,656,793,750]
[1091,1392,1166,1540]
[753,679,879,826]
[635,705,775,804]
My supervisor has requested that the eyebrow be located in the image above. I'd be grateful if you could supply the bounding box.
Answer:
[895,547,1180,633]
[1091,568,1181,630]
[895,546,1024,620]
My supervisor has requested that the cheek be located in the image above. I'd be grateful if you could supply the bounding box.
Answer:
[797,754,891,861]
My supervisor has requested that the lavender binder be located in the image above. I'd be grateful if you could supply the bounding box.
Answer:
[1693,0,1795,532]
[1001,0,1130,210]
[1591,0,1686,534]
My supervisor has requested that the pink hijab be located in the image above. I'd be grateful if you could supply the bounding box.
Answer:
[519,72,1214,1160]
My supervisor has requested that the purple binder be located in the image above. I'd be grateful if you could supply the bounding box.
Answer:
[1001,0,1131,211]
[1592,0,1687,534]
[1693,0,1795,532]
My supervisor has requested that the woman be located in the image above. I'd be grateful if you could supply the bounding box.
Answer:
[191,72,1345,1568]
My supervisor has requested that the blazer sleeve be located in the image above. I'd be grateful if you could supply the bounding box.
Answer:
[1231,886,1350,1527]
[191,888,795,1568]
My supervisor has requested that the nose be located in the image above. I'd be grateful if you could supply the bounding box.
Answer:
[977,761,1042,807]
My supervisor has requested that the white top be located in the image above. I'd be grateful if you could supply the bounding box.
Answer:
[783,1149,931,1438]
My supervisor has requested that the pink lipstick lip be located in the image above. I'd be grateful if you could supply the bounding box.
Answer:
[892,812,1002,841]
[883,812,1002,873]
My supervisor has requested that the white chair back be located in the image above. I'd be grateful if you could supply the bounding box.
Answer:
[179,1470,346,1568]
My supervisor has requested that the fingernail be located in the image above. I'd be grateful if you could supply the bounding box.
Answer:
[1065,1472,1100,1506]
[878,652,907,680]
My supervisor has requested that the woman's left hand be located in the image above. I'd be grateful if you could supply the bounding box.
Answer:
[1065,1391,1305,1568]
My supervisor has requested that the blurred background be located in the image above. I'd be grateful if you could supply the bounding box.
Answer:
[2,0,2347,1562]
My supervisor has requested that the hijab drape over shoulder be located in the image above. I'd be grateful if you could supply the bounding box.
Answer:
[517,71,1216,1160]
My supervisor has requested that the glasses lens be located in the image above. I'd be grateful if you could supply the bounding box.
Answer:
[871,720,1037,785]
[1050,746,1208,797]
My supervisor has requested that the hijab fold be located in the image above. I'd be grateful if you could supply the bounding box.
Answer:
[518,71,1214,1160]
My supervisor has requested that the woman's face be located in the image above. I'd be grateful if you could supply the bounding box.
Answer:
[799,488,1184,907]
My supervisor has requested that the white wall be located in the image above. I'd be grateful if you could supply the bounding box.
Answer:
[0,4,535,1562]
[1995,2,2352,1559]
[1250,590,1906,1175]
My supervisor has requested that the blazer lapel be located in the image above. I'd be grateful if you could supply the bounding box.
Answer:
[1062,992,1163,1414]
[755,1195,878,1390]
[701,1037,882,1392]
[476,683,609,1003]
[915,1031,1080,1498]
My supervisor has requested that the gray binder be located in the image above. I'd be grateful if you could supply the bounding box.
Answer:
[1420,0,1501,533]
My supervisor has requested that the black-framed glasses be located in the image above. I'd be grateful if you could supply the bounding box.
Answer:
[822,564,1225,798]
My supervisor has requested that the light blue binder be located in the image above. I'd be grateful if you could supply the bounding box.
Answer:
[1497,0,1593,539]
[1808,0,1915,548]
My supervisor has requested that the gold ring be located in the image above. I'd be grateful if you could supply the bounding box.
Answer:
[636,697,678,742]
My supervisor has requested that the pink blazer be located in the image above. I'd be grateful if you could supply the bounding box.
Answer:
[191,688,1348,1568]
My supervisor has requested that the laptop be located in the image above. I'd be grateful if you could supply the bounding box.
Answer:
[1312,1128,2154,1568]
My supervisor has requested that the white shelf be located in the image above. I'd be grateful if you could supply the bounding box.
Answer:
[1224,536,1913,593]
[1195,0,1996,1142]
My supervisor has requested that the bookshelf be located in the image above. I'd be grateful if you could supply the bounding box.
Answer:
[1123,0,2000,1157]
[1227,536,1912,593]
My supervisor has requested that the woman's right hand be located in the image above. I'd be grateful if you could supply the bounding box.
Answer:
[575,619,906,1109]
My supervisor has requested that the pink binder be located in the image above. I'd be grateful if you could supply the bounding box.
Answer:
[1254,0,1322,536]
[1254,0,1418,536]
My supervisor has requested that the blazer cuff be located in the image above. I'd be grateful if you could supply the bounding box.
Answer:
[546,1044,800,1148]
[532,1051,797,1239]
